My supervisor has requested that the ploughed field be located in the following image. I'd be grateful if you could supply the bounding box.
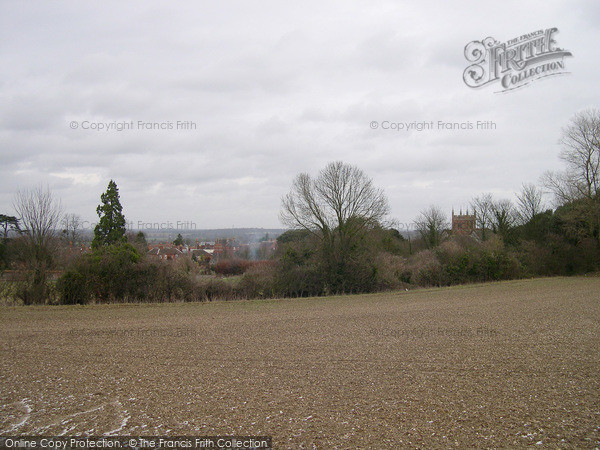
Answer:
[1,277,599,448]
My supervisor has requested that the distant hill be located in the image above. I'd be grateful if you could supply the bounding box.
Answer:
[129,227,286,244]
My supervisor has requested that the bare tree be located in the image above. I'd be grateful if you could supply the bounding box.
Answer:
[559,108,600,199]
[544,108,600,204]
[542,109,600,246]
[61,213,82,246]
[13,186,63,258]
[12,186,63,304]
[515,183,545,224]
[490,199,517,241]
[414,205,449,248]
[471,193,494,240]
[540,171,575,206]
[280,161,389,240]
[280,161,390,292]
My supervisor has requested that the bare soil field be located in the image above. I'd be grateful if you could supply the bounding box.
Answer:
[1,277,599,448]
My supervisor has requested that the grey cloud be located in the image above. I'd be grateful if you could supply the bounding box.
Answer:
[1,1,599,227]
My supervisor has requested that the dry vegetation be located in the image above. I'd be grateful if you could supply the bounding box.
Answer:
[1,277,599,448]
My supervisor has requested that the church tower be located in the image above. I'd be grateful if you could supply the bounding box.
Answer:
[452,208,476,235]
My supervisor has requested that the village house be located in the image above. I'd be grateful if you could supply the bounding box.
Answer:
[148,245,183,261]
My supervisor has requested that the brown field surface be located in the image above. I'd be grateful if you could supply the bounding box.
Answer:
[1,276,599,448]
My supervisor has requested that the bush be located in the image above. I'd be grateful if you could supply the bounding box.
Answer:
[58,244,148,304]
[407,250,444,287]
[214,258,250,276]
[517,240,553,276]
[86,243,141,301]
[238,263,277,298]
[275,262,325,297]
[15,265,56,305]
[197,278,235,301]
[372,252,409,290]
[403,238,524,288]
[57,240,256,304]
[0,280,18,306]
[435,240,476,285]
[56,270,90,305]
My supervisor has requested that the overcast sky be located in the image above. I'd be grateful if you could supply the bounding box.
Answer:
[1,1,599,231]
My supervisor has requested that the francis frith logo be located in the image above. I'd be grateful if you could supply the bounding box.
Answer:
[463,27,572,92]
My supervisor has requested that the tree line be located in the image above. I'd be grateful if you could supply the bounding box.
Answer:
[1,108,598,304]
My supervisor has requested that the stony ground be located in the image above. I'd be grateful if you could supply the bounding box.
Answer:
[1,276,599,448]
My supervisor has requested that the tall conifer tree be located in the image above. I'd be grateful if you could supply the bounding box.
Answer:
[92,180,127,249]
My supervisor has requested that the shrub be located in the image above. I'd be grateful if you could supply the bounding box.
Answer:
[238,263,277,299]
[58,244,143,304]
[404,238,524,288]
[214,258,250,276]
[372,252,409,290]
[0,280,18,306]
[517,240,551,276]
[15,265,56,305]
[408,250,443,287]
[56,270,90,305]
[435,240,476,285]
[275,262,325,297]
[198,278,235,301]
